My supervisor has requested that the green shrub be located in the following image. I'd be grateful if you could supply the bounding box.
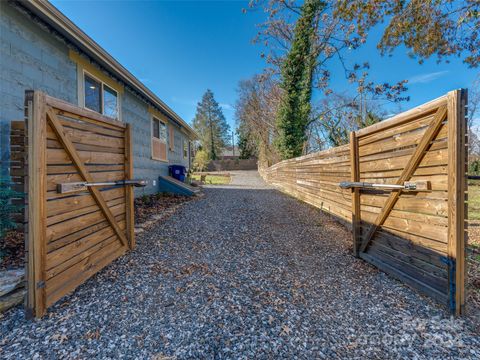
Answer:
[192,150,210,172]
[469,159,480,176]
[0,177,24,238]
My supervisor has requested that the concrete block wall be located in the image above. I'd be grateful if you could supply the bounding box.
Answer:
[0,1,193,196]
[125,90,192,196]
[0,2,77,175]
[168,124,190,167]
[123,90,169,196]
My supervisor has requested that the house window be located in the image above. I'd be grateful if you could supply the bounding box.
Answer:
[152,118,166,141]
[84,74,101,113]
[103,85,118,119]
[183,140,188,159]
[152,117,167,161]
[83,72,119,119]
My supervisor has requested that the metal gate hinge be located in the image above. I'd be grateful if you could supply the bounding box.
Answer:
[36,280,45,289]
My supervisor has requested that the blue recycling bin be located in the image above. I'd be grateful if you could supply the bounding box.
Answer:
[169,165,187,182]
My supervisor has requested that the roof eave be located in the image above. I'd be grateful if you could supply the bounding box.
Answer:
[19,0,198,139]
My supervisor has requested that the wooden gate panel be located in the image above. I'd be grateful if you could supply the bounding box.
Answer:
[354,90,466,313]
[259,90,467,315]
[25,91,134,318]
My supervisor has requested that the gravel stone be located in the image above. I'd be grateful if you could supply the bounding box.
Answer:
[0,170,479,359]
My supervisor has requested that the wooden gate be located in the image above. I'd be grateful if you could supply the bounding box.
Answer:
[24,91,135,318]
[350,90,467,314]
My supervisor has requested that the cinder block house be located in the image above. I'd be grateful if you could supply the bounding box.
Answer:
[0,0,197,194]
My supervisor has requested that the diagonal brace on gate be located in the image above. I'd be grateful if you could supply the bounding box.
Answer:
[46,108,128,247]
[359,105,448,253]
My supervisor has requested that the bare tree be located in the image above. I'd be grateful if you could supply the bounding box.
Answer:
[244,0,478,158]
[468,75,480,160]
[307,93,386,150]
[469,75,480,132]
[235,74,283,166]
[336,0,480,68]
[247,0,409,102]
[245,0,408,157]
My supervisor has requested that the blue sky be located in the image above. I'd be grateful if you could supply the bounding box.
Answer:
[51,0,479,130]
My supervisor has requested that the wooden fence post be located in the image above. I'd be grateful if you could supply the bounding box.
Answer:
[350,132,360,257]
[447,89,467,315]
[25,90,47,318]
[125,124,135,250]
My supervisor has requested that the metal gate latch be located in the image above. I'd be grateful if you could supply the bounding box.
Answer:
[57,179,147,194]
[339,180,430,191]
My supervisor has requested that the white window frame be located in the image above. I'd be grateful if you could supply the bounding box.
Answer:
[81,70,121,120]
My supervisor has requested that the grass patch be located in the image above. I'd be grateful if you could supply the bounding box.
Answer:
[191,174,231,185]
[469,184,480,221]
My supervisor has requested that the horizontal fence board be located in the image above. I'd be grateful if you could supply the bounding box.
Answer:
[47,214,126,253]
[46,221,126,276]
[358,113,436,146]
[47,139,125,154]
[55,115,125,138]
[47,164,124,175]
[46,148,125,165]
[46,202,126,243]
[46,243,126,308]
[46,196,125,227]
[47,188,125,217]
[46,125,124,150]
[358,123,447,157]
[358,140,447,164]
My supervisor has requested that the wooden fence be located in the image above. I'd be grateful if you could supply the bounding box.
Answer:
[260,90,467,315]
[9,121,26,227]
[20,91,135,318]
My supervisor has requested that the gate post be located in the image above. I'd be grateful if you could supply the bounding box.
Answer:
[350,131,360,257]
[447,89,467,315]
[25,90,47,318]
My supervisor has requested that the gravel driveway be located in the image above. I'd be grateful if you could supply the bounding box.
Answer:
[1,171,479,359]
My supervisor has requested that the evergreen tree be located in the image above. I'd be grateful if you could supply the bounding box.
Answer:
[237,122,257,159]
[193,90,230,160]
[276,0,323,159]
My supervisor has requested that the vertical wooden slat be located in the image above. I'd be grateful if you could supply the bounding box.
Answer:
[350,131,360,257]
[26,91,47,318]
[447,89,466,315]
[24,92,33,318]
[125,124,135,249]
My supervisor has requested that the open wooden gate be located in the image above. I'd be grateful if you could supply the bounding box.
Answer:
[24,91,135,318]
[350,90,467,315]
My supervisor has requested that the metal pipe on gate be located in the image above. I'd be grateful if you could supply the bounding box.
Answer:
[339,180,430,191]
[57,179,148,194]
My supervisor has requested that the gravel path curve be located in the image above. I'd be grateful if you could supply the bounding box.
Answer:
[1,171,479,359]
